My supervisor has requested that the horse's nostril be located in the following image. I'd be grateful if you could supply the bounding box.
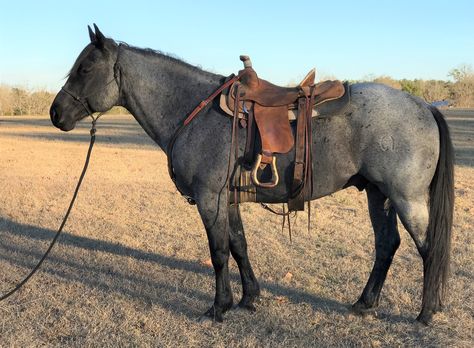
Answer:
[50,106,58,123]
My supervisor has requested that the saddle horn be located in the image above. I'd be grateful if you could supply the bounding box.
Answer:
[240,55,252,68]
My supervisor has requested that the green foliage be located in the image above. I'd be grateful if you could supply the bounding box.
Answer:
[400,79,424,97]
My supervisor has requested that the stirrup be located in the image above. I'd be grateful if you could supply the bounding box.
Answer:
[251,154,279,188]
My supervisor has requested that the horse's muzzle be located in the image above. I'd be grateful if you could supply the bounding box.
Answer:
[50,104,75,131]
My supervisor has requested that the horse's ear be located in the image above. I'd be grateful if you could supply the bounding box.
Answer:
[93,23,106,48]
[88,25,96,43]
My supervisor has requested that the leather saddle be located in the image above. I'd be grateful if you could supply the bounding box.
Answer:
[220,56,348,210]
[222,56,346,210]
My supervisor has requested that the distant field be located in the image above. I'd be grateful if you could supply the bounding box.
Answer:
[443,108,474,166]
[0,112,472,347]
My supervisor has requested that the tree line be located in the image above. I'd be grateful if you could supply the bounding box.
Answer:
[1,65,473,116]
[357,64,474,108]
[0,85,128,116]
[0,85,55,116]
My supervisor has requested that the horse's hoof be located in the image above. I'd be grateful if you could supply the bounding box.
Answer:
[416,311,433,326]
[236,301,257,312]
[351,302,377,317]
[197,315,214,327]
[199,306,224,323]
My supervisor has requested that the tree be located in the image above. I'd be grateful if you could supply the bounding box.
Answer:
[448,64,473,82]
[400,79,424,97]
[0,85,14,115]
[421,80,450,103]
[30,90,55,115]
[448,64,474,107]
[11,88,28,115]
[372,76,401,90]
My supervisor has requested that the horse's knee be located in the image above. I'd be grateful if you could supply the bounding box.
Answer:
[385,231,400,255]
[230,235,247,259]
[210,249,229,269]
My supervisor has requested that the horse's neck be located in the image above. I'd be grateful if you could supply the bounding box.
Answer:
[118,47,222,150]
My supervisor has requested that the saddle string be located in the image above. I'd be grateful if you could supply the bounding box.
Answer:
[0,114,102,301]
[232,88,241,212]
[304,87,316,234]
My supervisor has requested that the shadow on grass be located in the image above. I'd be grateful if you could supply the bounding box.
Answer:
[1,131,157,148]
[0,217,413,324]
[0,116,137,129]
[0,116,157,148]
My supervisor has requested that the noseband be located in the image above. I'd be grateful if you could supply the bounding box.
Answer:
[60,44,122,117]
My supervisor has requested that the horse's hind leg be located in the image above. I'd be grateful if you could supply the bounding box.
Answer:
[228,206,260,311]
[352,183,400,314]
[391,196,439,324]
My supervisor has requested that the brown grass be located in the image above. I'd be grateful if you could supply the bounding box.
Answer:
[0,115,473,347]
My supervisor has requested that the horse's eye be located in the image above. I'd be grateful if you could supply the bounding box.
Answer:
[79,65,92,75]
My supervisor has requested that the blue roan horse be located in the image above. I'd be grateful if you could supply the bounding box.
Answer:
[50,25,454,325]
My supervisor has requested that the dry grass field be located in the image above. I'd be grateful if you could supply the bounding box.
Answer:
[0,112,472,347]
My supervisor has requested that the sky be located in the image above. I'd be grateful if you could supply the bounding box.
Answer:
[0,0,473,91]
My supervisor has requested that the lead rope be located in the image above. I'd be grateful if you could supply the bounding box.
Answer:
[0,113,102,302]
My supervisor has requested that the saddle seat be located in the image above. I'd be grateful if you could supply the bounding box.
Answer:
[239,55,344,105]
[237,56,344,108]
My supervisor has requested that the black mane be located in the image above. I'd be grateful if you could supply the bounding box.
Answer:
[67,36,212,80]
[117,41,211,75]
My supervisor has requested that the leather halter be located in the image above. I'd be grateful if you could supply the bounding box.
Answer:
[60,44,122,117]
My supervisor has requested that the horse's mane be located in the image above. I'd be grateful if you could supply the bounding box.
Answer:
[117,41,212,76]
[67,38,216,80]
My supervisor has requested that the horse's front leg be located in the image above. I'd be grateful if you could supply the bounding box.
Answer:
[228,205,260,311]
[196,190,233,322]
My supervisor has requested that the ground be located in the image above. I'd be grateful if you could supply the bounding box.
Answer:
[0,112,472,347]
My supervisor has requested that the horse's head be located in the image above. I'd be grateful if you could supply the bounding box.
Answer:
[50,24,120,131]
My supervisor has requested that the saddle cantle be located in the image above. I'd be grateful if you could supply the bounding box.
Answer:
[220,56,347,209]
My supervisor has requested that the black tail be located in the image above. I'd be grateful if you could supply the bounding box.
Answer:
[424,106,454,310]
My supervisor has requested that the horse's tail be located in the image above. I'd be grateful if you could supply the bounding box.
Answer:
[424,105,454,310]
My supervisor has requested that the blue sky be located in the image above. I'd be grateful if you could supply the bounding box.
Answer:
[0,0,473,91]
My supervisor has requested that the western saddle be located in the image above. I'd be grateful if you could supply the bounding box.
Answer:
[222,56,345,210]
